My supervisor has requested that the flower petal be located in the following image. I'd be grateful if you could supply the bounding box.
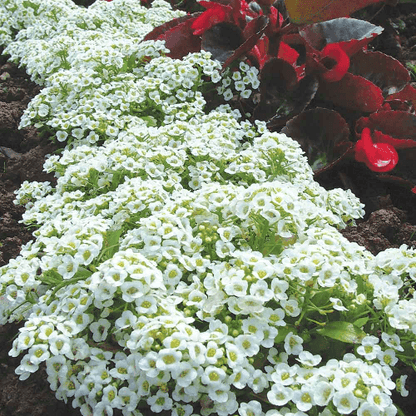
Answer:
[355,128,398,172]
[191,3,231,36]
[320,43,350,82]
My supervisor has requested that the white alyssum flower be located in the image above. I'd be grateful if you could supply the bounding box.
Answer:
[0,0,415,415]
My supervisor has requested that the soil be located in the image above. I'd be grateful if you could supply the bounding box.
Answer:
[1,2,416,416]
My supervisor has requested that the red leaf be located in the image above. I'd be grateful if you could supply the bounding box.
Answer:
[252,59,318,127]
[278,41,300,67]
[142,14,202,60]
[281,107,351,173]
[355,111,416,142]
[201,22,244,63]
[299,18,383,54]
[349,50,410,96]
[376,175,416,193]
[221,15,268,71]
[317,72,384,112]
[387,84,416,110]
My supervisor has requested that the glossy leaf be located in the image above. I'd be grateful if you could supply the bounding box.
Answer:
[317,321,366,344]
[252,58,318,127]
[142,14,202,60]
[201,22,244,63]
[387,84,416,110]
[221,15,269,71]
[285,0,388,24]
[349,50,411,96]
[299,18,383,54]
[281,108,351,173]
[377,174,416,193]
[355,111,416,142]
[317,72,384,112]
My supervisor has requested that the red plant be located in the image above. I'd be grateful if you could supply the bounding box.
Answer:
[142,0,416,192]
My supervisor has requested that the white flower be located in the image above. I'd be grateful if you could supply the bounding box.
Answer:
[102,385,123,409]
[377,348,398,367]
[171,361,198,388]
[281,298,301,317]
[313,381,334,406]
[115,310,137,330]
[138,352,159,378]
[330,297,348,312]
[296,351,322,367]
[249,280,273,302]
[205,341,224,364]
[236,296,264,314]
[156,348,183,371]
[48,334,71,356]
[225,342,244,368]
[147,390,173,413]
[187,342,206,365]
[333,371,360,392]
[118,387,139,412]
[89,318,111,343]
[57,254,79,279]
[238,400,263,416]
[201,365,227,386]
[28,344,50,365]
[381,332,404,352]
[333,391,359,414]
[367,386,392,410]
[357,336,381,360]
[235,334,260,357]
[284,332,303,355]
[357,402,382,416]
[292,385,315,412]
[397,374,409,397]
[109,358,131,381]
[229,367,250,389]
[270,363,296,386]
[208,383,231,403]
[267,383,294,406]
[224,275,248,297]
[56,130,68,142]
[104,268,127,286]
[247,369,268,393]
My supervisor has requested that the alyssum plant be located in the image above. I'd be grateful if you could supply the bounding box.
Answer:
[0,1,415,416]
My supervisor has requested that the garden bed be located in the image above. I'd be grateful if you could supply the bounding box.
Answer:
[1,1,416,415]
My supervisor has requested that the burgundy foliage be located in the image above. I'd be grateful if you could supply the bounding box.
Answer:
[141,0,416,192]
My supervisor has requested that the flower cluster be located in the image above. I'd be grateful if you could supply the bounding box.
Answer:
[216,61,260,103]
[0,1,415,416]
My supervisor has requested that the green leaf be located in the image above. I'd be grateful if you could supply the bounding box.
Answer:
[100,229,124,262]
[274,325,296,344]
[353,317,369,328]
[317,321,366,344]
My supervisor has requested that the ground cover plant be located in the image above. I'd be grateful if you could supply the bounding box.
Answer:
[0,1,415,416]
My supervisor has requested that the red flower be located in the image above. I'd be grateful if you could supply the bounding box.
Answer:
[355,127,398,172]
[305,42,350,82]
[191,1,233,36]
[320,43,350,82]
[250,37,270,69]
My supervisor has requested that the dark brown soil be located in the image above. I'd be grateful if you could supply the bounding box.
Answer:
[1,2,416,416]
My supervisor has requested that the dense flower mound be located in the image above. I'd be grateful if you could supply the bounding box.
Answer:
[0,1,415,416]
